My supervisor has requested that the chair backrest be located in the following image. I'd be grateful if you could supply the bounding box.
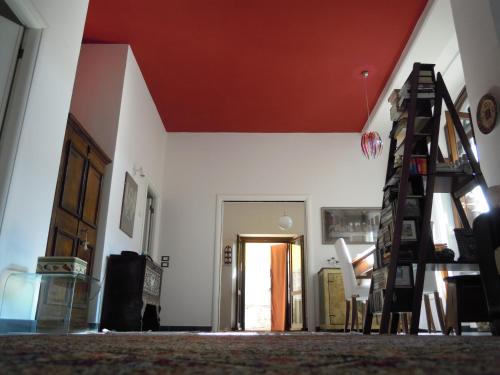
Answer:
[473,207,500,318]
[333,238,357,299]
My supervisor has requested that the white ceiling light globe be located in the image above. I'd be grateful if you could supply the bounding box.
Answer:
[279,215,293,230]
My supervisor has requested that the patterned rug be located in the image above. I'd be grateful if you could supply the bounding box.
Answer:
[1,332,499,374]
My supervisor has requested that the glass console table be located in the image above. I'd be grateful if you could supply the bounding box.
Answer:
[0,272,100,334]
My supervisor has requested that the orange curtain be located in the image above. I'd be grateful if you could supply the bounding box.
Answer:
[271,244,287,331]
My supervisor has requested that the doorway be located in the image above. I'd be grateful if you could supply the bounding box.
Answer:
[235,236,306,332]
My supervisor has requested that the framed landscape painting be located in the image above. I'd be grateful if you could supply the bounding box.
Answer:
[321,207,381,244]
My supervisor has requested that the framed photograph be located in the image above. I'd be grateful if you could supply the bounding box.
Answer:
[395,265,413,288]
[404,198,421,217]
[120,172,138,237]
[321,207,381,244]
[401,220,418,242]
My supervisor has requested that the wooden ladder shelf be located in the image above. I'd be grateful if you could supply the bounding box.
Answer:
[363,62,491,335]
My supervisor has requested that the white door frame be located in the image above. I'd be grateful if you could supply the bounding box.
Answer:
[0,0,44,229]
[212,194,314,332]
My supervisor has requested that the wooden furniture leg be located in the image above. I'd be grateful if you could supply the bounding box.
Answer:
[360,302,366,332]
[434,291,446,333]
[491,319,500,335]
[390,313,400,334]
[445,278,460,335]
[424,294,436,333]
[454,318,462,336]
[402,313,409,334]
[351,297,357,332]
[344,299,351,332]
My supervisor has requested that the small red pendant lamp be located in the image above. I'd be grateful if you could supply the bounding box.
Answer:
[360,70,383,159]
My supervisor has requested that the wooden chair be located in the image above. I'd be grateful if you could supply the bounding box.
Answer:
[473,207,500,335]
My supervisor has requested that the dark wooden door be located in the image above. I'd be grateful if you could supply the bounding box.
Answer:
[46,114,111,275]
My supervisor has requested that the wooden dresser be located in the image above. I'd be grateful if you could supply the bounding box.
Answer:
[318,268,346,330]
[100,252,163,331]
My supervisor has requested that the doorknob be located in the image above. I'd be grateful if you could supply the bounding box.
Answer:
[79,228,89,251]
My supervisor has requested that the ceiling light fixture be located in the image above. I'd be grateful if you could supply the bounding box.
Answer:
[360,70,383,159]
[278,212,293,231]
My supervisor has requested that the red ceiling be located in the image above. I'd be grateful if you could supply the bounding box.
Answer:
[83,1,427,132]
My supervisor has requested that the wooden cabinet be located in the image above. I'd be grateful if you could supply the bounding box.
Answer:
[46,114,111,275]
[100,252,163,331]
[318,268,346,330]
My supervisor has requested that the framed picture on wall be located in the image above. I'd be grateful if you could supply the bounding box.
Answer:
[321,207,381,244]
[119,172,138,237]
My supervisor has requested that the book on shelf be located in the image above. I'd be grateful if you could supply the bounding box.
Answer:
[384,174,425,197]
[393,116,432,143]
[396,70,436,107]
[388,89,400,106]
[410,157,427,175]
[384,171,401,191]
[390,104,405,122]
[419,69,433,77]
[373,265,413,290]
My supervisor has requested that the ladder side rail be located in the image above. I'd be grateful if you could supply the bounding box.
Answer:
[409,78,443,334]
[379,62,421,334]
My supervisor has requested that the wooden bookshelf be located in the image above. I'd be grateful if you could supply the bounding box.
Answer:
[363,62,491,335]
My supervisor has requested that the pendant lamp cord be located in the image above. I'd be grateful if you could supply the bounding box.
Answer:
[362,71,370,124]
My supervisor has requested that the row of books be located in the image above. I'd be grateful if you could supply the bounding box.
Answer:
[409,157,428,175]
[384,172,426,197]
[377,186,424,253]
[398,70,435,106]
[392,156,428,175]
[388,68,436,122]
[371,266,414,313]
[392,116,431,144]
[377,198,394,250]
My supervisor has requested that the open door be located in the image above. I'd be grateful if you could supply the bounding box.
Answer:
[235,236,245,330]
[288,236,306,330]
[271,243,287,331]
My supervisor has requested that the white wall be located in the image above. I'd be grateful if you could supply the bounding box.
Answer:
[103,47,166,264]
[220,201,306,330]
[0,0,89,272]
[451,0,500,187]
[160,133,386,327]
[70,45,167,321]
[70,45,128,157]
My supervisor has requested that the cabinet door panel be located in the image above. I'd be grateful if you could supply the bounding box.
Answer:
[46,115,111,276]
[52,228,77,257]
[60,143,86,216]
[82,163,102,227]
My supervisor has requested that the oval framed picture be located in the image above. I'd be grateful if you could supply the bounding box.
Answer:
[476,94,497,134]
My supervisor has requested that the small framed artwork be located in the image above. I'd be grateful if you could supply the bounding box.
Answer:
[401,220,418,242]
[404,198,421,218]
[321,207,381,244]
[395,265,413,288]
[120,172,138,237]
